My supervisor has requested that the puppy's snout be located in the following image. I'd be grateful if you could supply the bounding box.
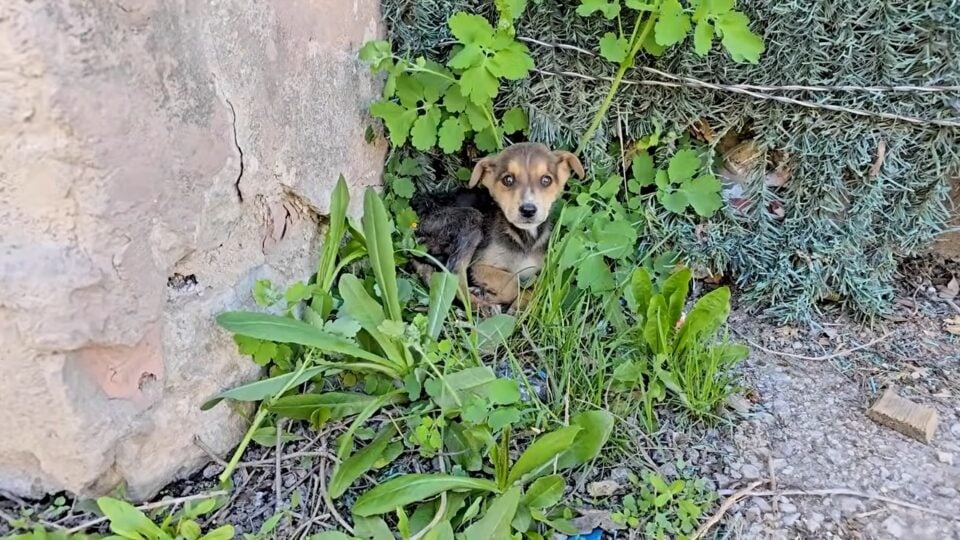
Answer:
[519,203,537,218]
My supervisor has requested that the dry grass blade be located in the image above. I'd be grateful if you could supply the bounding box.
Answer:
[691,480,764,540]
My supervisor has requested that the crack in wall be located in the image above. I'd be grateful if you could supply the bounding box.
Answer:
[224,98,245,202]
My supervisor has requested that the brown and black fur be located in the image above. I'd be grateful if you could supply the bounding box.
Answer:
[410,142,585,310]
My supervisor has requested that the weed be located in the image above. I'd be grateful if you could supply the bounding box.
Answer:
[612,471,715,539]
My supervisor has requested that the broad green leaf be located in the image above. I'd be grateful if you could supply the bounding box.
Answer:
[426,271,459,339]
[445,422,489,471]
[462,487,521,540]
[655,0,691,47]
[251,426,303,447]
[501,107,528,135]
[674,286,731,353]
[576,0,620,19]
[598,32,629,63]
[443,84,468,113]
[523,475,565,508]
[201,366,325,410]
[594,218,638,259]
[97,498,165,539]
[422,520,454,540]
[318,176,350,288]
[425,366,496,410]
[448,12,495,45]
[369,100,416,146]
[460,65,499,105]
[463,101,492,133]
[437,116,466,154]
[693,20,714,55]
[660,189,689,214]
[661,267,692,328]
[577,254,615,293]
[629,267,654,316]
[198,526,234,540]
[556,410,615,469]
[495,0,528,23]
[448,43,484,70]
[354,516,394,540]
[715,12,764,64]
[681,175,724,217]
[358,40,392,70]
[475,314,516,352]
[269,392,376,421]
[411,107,442,150]
[643,294,670,354]
[329,427,395,499]
[334,275,406,368]
[625,0,655,9]
[474,126,499,152]
[353,475,499,516]
[487,379,521,405]
[362,189,403,322]
[391,177,416,199]
[507,425,581,484]
[667,149,701,182]
[217,312,389,365]
[487,407,521,430]
[632,152,656,186]
[642,24,667,56]
[488,43,533,80]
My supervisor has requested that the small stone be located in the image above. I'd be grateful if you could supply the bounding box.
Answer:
[804,512,824,533]
[740,464,762,480]
[935,485,957,498]
[782,513,801,528]
[609,467,633,484]
[882,515,907,538]
[745,507,762,522]
[587,480,622,498]
[838,496,865,515]
[726,393,752,415]
[751,497,772,512]
[779,501,797,514]
[936,451,954,465]
[714,474,733,488]
[201,463,220,479]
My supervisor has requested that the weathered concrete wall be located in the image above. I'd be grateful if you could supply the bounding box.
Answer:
[0,0,384,500]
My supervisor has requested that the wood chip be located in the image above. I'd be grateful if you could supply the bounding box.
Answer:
[866,387,939,444]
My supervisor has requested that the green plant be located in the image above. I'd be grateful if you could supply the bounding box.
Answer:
[360,10,531,154]
[575,0,764,151]
[612,472,714,539]
[631,145,723,218]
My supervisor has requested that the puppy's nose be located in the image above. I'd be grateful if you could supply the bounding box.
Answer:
[519,203,537,218]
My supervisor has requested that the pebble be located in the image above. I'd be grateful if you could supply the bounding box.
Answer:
[779,501,797,514]
[883,515,907,538]
[740,463,762,480]
[202,463,220,479]
[839,496,865,515]
[745,507,762,522]
[936,451,954,465]
[588,480,622,498]
[782,513,801,528]
[751,497,772,512]
[803,512,824,533]
[609,467,633,484]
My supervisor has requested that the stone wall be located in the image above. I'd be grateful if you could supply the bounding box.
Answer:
[0,0,384,500]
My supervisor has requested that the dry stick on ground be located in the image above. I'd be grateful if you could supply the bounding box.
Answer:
[691,480,765,540]
[742,331,895,361]
[193,436,229,468]
[746,488,958,521]
[66,491,229,534]
[319,445,355,535]
[767,453,779,516]
[275,419,286,514]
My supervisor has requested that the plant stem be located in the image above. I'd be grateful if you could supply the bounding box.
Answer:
[576,13,658,154]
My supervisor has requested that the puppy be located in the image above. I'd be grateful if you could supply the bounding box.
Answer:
[410,142,585,310]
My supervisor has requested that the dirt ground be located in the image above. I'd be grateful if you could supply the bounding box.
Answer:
[714,260,960,540]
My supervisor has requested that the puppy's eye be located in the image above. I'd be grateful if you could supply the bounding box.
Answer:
[501,175,515,187]
[540,175,553,187]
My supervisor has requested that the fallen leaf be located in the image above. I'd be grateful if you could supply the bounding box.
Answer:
[944,316,960,336]
[587,480,622,498]
[572,509,627,533]
[939,277,959,300]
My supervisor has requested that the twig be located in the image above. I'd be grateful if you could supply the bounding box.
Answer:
[66,491,228,534]
[275,420,286,514]
[767,453,779,516]
[319,446,355,535]
[744,331,895,361]
[193,436,229,468]
[745,488,957,521]
[239,451,333,468]
[691,480,764,540]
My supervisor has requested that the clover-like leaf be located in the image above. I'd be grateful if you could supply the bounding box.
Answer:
[667,149,701,182]
[599,32,629,63]
[460,65,500,104]
[655,0,692,47]
[448,12,495,46]
[438,116,467,153]
[632,152,656,186]
[659,189,689,214]
[410,107,443,150]
[694,20,714,56]
[370,100,416,146]
[680,175,724,217]
[448,43,485,70]
[715,11,764,64]
[501,107,528,135]
[576,0,621,19]
[488,43,534,80]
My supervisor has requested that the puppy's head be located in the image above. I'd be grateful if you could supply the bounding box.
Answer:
[469,142,585,230]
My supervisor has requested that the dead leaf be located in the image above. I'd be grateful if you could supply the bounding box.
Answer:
[944,316,960,336]
[572,509,627,533]
[939,277,959,300]
[587,480,622,498]
[868,139,886,180]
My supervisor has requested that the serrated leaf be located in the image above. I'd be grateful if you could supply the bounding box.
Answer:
[594,218,638,259]
[474,127,499,152]
[660,189,689,214]
[632,152,656,186]
[667,149,701,182]
[443,84,469,113]
[437,116,466,154]
[576,0,620,19]
[693,20,714,55]
[680,175,724,216]
[501,107,527,135]
[715,11,764,64]
[449,12,495,46]
[353,475,499,516]
[460,65,499,104]
[359,40,392,70]
[642,25,667,56]
[523,475,565,509]
[655,0,691,47]
[488,43,533,80]
[577,254,615,293]
[598,32,629,63]
[370,100,416,146]
[391,177,416,199]
[448,43,485,70]
[411,107,442,150]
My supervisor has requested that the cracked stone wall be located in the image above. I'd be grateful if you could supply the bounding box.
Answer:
[0,0,385,500]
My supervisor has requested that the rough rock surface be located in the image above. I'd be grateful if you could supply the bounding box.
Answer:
[0,0,385,500]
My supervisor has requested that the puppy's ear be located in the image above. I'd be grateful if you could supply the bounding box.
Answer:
[554,151,585,185]
[469,156,495,188]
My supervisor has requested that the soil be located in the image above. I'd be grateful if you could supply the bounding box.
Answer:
[2,260,959,540]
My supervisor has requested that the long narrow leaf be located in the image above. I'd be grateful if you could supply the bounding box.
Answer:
[506,425,581,485]
[268,392,376,421]
[362,188,403,322]
[328,427,395,499]
[462,487,521,540]
[217,312,390,366]
[200,367,325,410]
[317,176,350,290]
[556,410,615,470]
[426,271,459,339]
[338,274,407,368]
[353,474,499,517]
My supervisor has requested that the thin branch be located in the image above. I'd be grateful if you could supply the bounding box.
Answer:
[746,488,958,521]
[744,331,895,361]
[691,480,764,540]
